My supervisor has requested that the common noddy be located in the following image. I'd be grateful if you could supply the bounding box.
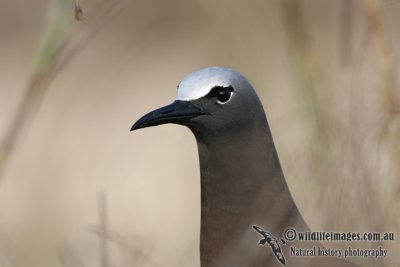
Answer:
[131,67,360,267]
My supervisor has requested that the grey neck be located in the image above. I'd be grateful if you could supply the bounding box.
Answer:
[191,117,308,267]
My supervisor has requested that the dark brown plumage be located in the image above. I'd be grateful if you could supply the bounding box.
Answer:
[131,67,360,267]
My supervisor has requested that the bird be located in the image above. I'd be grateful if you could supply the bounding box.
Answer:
[131,67,360,267]
[252,225,286,266]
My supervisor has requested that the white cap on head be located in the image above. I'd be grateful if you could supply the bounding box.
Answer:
[176,66,245,101]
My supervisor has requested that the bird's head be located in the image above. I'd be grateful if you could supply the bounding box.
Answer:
[131,66,266,137]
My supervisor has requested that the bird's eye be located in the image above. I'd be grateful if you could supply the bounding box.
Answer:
[217,89,232,104]
[207,86,234,104]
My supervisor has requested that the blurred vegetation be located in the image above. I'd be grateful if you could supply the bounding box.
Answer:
[0,0,70,173]
[0,0,124,176]
[0,0,69,182]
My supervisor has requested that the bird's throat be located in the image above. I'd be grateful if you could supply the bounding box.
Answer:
[193,125,308,266]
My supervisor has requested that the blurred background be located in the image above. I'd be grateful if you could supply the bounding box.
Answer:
[0,0,399,266]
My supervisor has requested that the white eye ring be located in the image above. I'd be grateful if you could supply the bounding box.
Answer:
[217,90,233,104]
[206,86,234,105]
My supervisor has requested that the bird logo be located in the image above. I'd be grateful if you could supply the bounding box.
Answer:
[252,225,287,266]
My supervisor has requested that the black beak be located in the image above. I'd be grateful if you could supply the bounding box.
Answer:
[131,100,207,131]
